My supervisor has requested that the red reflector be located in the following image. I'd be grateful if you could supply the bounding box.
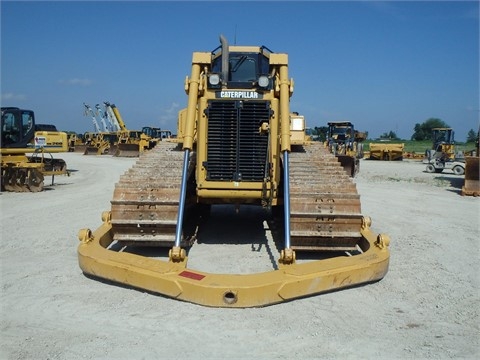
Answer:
[179,271,205,281]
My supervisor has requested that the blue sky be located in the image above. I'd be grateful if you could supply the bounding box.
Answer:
[1,0,479,141]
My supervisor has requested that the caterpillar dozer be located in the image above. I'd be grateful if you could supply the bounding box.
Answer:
[1,107,68,192]
[77,36,390,307]
[325,121,366,176]
[103,102,146,157]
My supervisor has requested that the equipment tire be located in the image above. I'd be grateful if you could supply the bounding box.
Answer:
[453,165,465,176]
[426,164,436,173]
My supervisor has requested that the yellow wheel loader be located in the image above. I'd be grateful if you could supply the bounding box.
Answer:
[325,121,366,176]
[77,36,390,307]
[423,128,465,175]
[1,107,68,192]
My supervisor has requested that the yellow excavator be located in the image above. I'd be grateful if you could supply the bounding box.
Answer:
[1,107,68,192]
[77,36,390,307]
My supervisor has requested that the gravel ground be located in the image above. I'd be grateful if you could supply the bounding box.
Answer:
[1,152,479,360]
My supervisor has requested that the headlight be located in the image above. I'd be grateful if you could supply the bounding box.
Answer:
[209,74,220,86]
[258,75,269,87]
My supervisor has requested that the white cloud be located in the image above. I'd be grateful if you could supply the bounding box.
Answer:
[58,78,93,86]
[165,102,180,115]
[0,92,27,101]
[159,102,180,127]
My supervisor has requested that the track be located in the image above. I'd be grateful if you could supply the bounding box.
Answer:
[110,141,362,252]
[288,142,363,251]
[110,141,196,247]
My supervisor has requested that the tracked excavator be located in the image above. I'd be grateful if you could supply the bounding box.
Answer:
[77,36,390,307]
[1,107,68,192]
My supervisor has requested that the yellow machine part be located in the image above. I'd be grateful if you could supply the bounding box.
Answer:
[462,156,480,196]
[78,214,389,308]
[1,151,67,192]
[289,113,310,145]
[1,155,45,192]
[368,143,404,161]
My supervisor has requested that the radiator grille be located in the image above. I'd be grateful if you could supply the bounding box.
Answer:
[206,100,270,181]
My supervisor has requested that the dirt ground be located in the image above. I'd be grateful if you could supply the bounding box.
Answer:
[1,151,479,360]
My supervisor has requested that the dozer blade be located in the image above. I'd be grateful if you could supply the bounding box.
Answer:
[106,144,118,155]
[114,143,139,157]
[462,156,480,196]
[84,146,101,155]
[78,217,389,308]
[335,155,359,177]
[74,145,88,153]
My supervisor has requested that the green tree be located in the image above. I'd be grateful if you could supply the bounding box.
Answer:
[380,131,399,140]
[467,129,478,143]
[411,118,449,141]
[313,126,329,142]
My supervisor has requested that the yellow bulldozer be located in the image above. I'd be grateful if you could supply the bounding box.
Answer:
[1,107,68,192]
[77,36,390,307]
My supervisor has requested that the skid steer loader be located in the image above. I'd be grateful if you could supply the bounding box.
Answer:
[77,36,390,307]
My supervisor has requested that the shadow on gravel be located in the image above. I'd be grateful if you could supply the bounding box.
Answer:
[196,204,270,246]
[434,175,464,192]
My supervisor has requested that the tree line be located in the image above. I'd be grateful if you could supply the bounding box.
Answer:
[308,118,478,142]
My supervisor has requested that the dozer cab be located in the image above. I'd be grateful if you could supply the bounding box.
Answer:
[1,107,68,192]
[77,36,390,307]
[142,126,173,149]
[325,121,365,176]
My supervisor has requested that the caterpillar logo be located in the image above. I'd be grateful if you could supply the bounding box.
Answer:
[217,91,262,99]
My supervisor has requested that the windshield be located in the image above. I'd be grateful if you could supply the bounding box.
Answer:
[229,56,257,82]
[211,52,270,85]
[1,109,34,146]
